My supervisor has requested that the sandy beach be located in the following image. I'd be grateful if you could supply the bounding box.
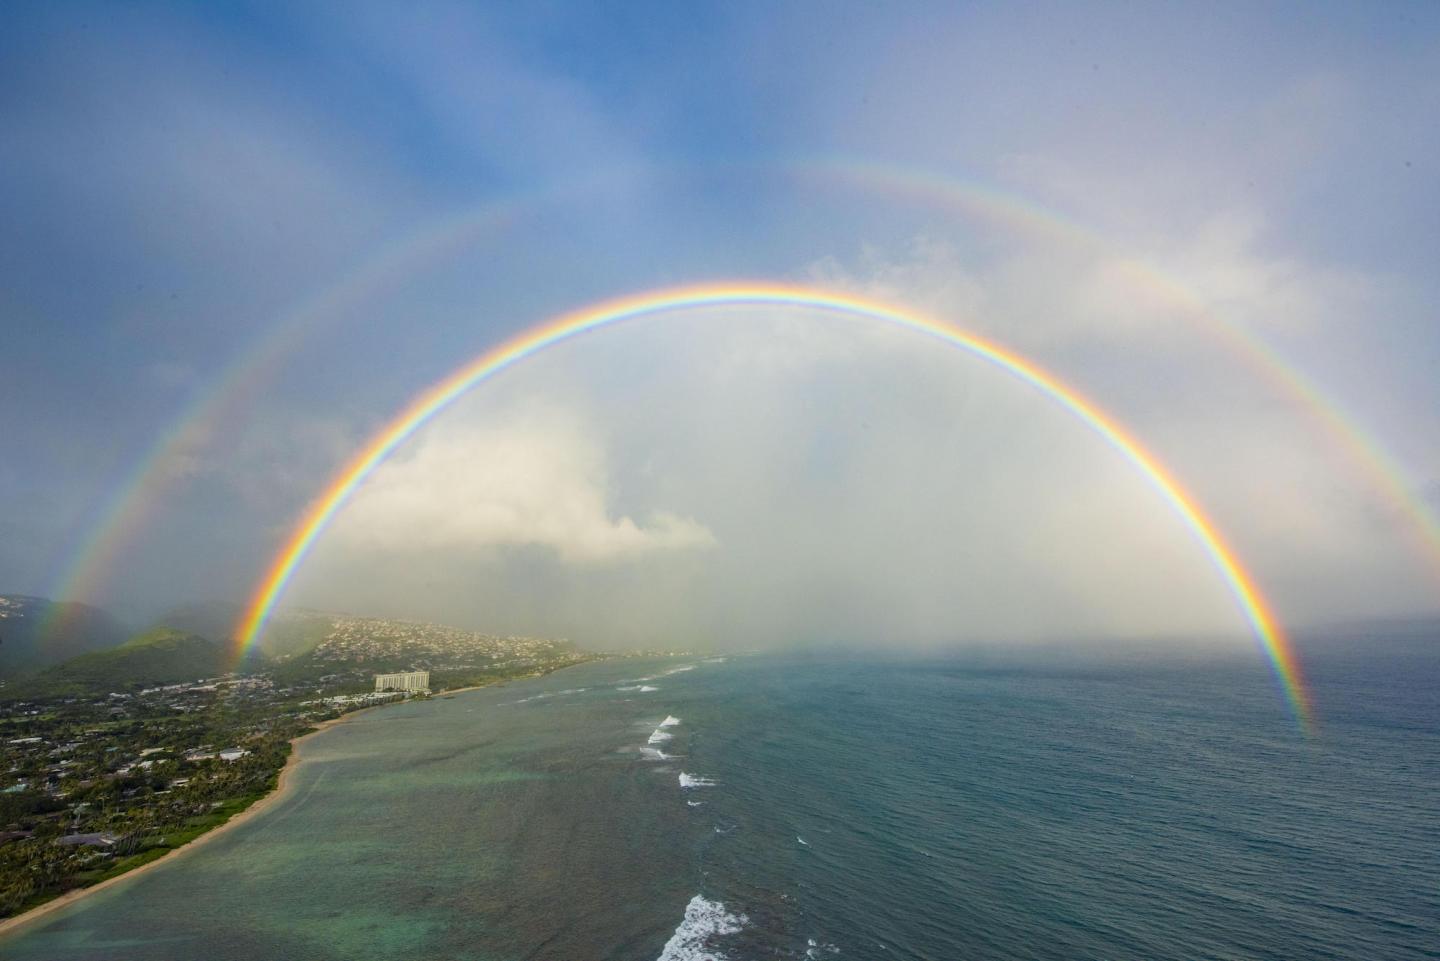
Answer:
[0,666,589,942]
[0,709,362,941]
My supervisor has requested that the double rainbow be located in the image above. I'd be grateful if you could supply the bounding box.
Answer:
[48,160,1440,652]
[232,282,1313,729]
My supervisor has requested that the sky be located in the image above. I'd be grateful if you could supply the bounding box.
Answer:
[2,1,1438,650]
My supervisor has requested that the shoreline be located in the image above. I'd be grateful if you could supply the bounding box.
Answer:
[0,660,600,941]
[0,708,366,941]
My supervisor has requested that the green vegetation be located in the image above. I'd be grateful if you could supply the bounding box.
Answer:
[2,629,226,701]
[0,610,599,923]
[151,601,332,661]
[0,595,129,677]
[255,617,334,662]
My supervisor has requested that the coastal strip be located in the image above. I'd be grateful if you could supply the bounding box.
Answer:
[0,657,608,940]
[0,705,367,940]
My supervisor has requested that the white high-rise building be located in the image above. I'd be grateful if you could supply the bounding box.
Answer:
[374,670,430,693]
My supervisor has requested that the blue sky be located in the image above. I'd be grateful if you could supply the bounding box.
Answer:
[2,1,1438,645]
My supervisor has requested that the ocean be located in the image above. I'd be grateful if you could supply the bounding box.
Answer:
[4,642,1437,960]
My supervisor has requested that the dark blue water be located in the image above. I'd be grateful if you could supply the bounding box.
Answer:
[675,647,1439,960]
[4,641,1437,960]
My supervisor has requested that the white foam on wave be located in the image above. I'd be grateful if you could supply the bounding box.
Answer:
[662,665,696,676]
[679,772,716,788]
[655,894,746,961]
[805,937,841,957]
[641,715,683,758]
[503,687,587,706]
[687,800,704,807]
[639,685,659,692]
[616,685,642,691]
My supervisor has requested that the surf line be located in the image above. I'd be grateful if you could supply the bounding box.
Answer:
[232,282,1314,730]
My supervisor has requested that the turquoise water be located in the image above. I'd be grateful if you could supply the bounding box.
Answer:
[4,645,1437,960]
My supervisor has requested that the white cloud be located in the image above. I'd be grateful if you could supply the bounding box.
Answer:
[1074,207,1379,339]
[805,238,988,322]
[798,236,1438,626]
[245,277,1437,648]
[327,409,716,563]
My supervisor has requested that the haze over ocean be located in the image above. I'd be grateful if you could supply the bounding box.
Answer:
[6,642,1435,961]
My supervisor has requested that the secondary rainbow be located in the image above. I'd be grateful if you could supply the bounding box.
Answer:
[50,159,1438,649]
[233,282,1314,729]
[37,167,631,643]
[34,200,528,645]
[802,156,1440,578]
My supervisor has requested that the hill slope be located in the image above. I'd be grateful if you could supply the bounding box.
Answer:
[4,603,588,699]
[0,595,129,676]
[152,601,332,661]
[5,627,227,698]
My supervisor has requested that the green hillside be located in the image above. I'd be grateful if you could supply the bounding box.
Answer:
[152,601,331,661]
[0,595,129,677]
[3,628,227,699]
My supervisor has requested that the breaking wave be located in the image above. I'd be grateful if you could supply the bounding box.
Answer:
[679,772,716,788]
[647,716,679,744]
[655,894,746,961]
[641,715,681,757]
[503,688,587,706]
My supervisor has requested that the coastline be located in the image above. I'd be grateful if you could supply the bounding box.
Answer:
[0,659,600,941]
[0,708,364,941]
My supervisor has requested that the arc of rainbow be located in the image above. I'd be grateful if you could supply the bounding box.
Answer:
[37,181,586,643]
[52,158,1439,645]
[233,282,1314,730]
[800,157,1440,580]
[39,162,665,646]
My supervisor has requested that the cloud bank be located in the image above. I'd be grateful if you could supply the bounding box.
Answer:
[326,411,716,563]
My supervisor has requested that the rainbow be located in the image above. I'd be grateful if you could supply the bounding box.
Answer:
[38,164,649,644]
[36,189,553,644]
[47,159,1437,650]
[799,157,1440,578]
[233,282,1315,730]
